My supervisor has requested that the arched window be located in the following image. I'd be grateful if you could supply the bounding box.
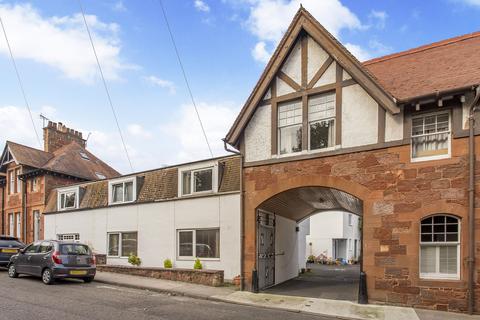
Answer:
[420,215,460,279]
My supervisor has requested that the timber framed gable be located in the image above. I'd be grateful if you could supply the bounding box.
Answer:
[225,7,399,149]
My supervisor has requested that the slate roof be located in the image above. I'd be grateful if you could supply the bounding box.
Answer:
[364,31,480,102]
[2,140,119,181]
[44,155,241,214]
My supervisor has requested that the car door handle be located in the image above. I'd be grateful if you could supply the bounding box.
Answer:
[27,256,32,261]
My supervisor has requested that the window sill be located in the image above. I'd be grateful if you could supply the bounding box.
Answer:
[411,153,450,163]
[108,200,136,206]
[177,257,220,261]
[419,274,460,281]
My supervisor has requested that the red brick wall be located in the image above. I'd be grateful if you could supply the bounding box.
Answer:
[242,136,480,313]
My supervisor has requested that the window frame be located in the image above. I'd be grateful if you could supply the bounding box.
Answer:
[178,162,218,197]
[176,228,220,261]
[57,186,80,211]
[107,231,138,258]
[15,212,21,239]
[411,111,451,162]
[307,92,336,152]
[277,99,303,156]
[8,170,14,195]
[8,213,13,237]
[108,177,136,205]
[419,215,460,280]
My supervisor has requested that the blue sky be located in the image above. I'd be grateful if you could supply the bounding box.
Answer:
[0,0,479,174]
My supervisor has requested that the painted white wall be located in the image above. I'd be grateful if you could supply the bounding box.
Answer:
[276,77,296,96]
[305,211,361,261]
[275,215,299,285]
[44,193,241,280]
[307,36,329,83]
[281,41,301,84]
[385,111,404,142]
[342,84,379,148]
[314,61,336,87]
[244,105,271,162]
[297,218,310,271]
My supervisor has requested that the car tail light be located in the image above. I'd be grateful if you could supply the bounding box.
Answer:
[51,251,62,265]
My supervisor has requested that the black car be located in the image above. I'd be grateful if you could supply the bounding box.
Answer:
[7,240,96,285]
[0,236,25,267]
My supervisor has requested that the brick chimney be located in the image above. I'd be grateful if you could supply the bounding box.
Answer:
[43,121,86,153]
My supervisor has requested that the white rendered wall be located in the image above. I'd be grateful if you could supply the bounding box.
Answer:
[307,36,329,83]
[297,218,310,270]
[281,41,301,84]
[244,105,271,162]
[275,215,299,285]
[385,111,404,142]
[44,193,241,280]
[342,84,379,148]
[305,211,361,261]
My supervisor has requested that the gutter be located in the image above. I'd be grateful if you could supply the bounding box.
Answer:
[223,139,244,291]
[467,86,480,315]
[22,178,27,242]
[399,84,479,105]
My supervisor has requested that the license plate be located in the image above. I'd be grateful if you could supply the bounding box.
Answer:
[1,249,17,253]
[70,270,87,275]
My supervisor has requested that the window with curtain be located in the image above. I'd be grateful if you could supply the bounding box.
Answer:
[278,100,302,155]
[420,215,460,279]
[411,112,450,160]
[110,179,135,204]
[308,93,335,150]
[177,229,220,259]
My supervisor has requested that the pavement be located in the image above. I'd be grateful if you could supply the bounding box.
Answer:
[264,263,359,301]
[94,271,480,320]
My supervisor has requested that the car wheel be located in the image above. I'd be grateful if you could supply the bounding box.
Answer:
[42,268,54,285]
[8,264,18,278]
[83,277,94,283]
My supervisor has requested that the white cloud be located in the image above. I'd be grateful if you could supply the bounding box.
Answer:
[344,43,372,62]
[194,0,211,12]
[0,3,134,83]
[369,10,388,29]
[251,41,271,64]
[144,75,176,94]
[162,102,239,163]
[235,0,367,63]
[112,1,127,12]
[127,123,152,139]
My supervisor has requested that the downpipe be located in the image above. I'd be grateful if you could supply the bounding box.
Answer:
[468,86,480,315]
[222,139,245,291]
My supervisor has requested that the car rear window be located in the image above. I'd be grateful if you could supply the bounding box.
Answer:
[60,244,91,255]
[0,240,23,247]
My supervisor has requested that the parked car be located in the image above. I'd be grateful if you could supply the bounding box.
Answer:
[7,240,96,285]
[0,236,25,267]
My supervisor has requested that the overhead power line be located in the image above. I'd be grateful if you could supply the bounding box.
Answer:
[157,0,214,158]
[77,0,134,172]
[0,16,41,148]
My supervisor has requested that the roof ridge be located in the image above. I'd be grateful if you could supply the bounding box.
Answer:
[363,30,480,66]
[6,140,50,155]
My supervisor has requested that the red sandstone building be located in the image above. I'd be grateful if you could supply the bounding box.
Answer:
[225,8,480,313]
[0,121,119,243]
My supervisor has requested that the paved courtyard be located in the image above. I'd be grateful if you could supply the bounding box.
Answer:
[263,263,360,301]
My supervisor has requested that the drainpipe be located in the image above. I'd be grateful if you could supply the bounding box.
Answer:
[468,86,480,315]
[223,139,245,291]
[1,185,4,235]
[22,178,27,243]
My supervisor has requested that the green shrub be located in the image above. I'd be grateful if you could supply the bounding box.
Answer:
[128,254,142,266]
[164,258,173,268]
[307,255,316,263]
[193,258,203,270]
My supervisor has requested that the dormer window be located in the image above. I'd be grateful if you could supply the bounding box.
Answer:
[411,112,450,161]
[278,100,302,155]
[58,187,79,211]
[79,152,90,160]
[179,163,218,196]
[108,178,136,205]
[95,172,106,180]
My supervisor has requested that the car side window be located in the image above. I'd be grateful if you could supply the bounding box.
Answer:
[25,243,40,254]
[39,242,53,253]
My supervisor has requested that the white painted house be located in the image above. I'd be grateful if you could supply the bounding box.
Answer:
[305,211,361,262]
[43,156,242,280]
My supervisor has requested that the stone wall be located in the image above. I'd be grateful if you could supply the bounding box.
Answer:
[242,136,480,313]
[97,265,224,287]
